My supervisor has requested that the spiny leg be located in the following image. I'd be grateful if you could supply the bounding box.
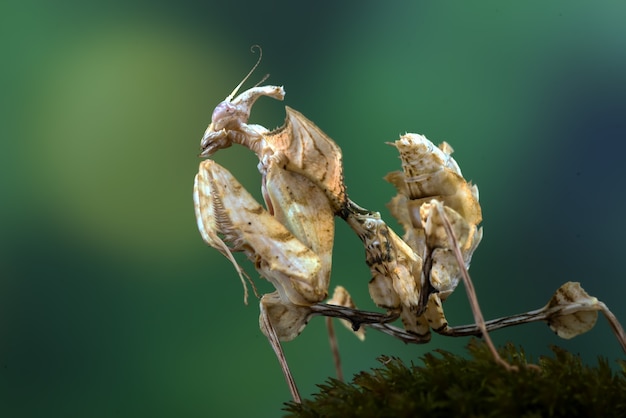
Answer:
[432,201,516,370]
[441,284,626,354]
[597,301,626,353]
[259,300,301,403]
[324,317,344,382]
[311,282,626,356]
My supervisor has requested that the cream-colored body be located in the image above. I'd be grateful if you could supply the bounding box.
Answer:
[195,79,352,344]
[194,69,625,400]
[194,159,334,340]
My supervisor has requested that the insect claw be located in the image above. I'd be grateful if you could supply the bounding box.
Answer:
[193,167,250,303]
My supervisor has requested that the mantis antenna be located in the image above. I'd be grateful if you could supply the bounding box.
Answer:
[226,45,265,102]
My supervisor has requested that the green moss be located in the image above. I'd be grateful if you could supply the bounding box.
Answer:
[284,340,626,418]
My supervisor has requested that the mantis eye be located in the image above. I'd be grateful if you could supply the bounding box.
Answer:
[211,101,236,125]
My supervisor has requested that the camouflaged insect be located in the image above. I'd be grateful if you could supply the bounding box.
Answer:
[193,51,626,401]
[194,80,626,347]
[382,134,483,338]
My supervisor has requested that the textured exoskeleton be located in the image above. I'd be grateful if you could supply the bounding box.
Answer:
[381,134,483,337]
[194,159,333,341]
[195,66,356,401]
[195,57,626,399]
[204,105,347,213]
[198,78,487,342]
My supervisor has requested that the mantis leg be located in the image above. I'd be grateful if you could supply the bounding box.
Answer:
[259,298,301,403]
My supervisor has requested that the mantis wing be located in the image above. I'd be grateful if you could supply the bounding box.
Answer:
[265,107,347,212]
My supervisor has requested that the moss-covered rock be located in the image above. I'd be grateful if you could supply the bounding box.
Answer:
[284,340,626,417]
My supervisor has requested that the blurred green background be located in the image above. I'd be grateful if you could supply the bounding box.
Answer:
[2,1,626,416]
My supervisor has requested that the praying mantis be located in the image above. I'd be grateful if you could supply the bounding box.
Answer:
[193,47,626,402]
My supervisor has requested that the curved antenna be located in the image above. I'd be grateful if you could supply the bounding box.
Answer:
[253,73,270,88]
[226,45,263,101]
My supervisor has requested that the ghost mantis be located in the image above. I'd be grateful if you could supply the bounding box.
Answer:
[193,47,626,402]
